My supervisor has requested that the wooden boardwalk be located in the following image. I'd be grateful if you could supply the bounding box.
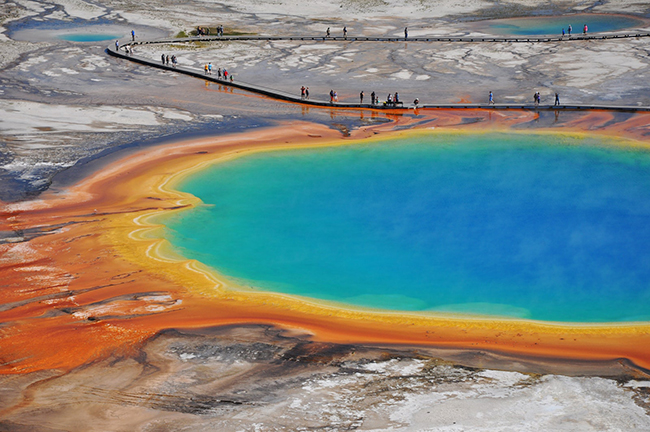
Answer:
[136,32,650,44]
[106,34,650,113]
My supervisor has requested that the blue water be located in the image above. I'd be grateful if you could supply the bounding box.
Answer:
[160,133,650,322]
[59,34,120,42]
[484,14,644,36]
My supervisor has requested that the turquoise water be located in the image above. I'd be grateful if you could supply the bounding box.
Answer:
[59,34,120,42]
[160,133,650,322]
[484,15,644,36]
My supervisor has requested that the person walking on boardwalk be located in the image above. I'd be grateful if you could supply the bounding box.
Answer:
[404,27,408,39]
[488,91,494,105]
[301,86,306,99]
[583,24,588,35]
[131,30,135,41]
[204,63,209,74]
[562,28,565,37]
[360,91,364,104]
[568,24,572,36]
[330,89,334,102]
[115,40,119,51]
[343,26,347,38]
[218,68,222,79]
[371,91,376,105]
[394,92,400,104]
[166,54,170,65]
[305,87,310,99]
[208,62,213,74]
[224,69,228,80]
[554,92,560,106]
[161,53,165,65]
[326,27,330,38]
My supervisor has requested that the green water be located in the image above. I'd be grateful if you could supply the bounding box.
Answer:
[485,14,644,36]
[159,132,650,322]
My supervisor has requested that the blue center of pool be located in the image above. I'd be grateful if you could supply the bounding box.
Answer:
[59,34,120,42]
[161,133,650,322]
[484,14,644,35]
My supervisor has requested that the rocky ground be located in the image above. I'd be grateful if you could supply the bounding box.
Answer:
[1,326,649,431]
[2,1,650,430]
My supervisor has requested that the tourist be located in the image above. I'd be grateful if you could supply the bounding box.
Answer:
[568,24,572,36]
[171,55,177,67]
[115,40,119,51]
[583,24,588,35]
[224,69,228,80]
[343,27,347,38]
[562,28,565,37]
[230,75,233,82]
[326,27,330,38]
[305,87,309,99]
[387,93,393,105]
[334,91,338,102]
[488,91,494,104]
[131,30,135,41]
[533,91,538,106]
[394,92,400,103]
[330,89,334,102]
[204,64,209,74]
[166,54,170,65]
[301,86,306,99]
[371,91,376,105]
[360,91,364,104]
[218,68,222,79]
[555,92,560,106]
[208,62,213,74]
[413,98,419,107]
[161,53,165,65]
[405,27,408,39]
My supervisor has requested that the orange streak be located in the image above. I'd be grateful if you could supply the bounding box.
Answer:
[2,112,650,375]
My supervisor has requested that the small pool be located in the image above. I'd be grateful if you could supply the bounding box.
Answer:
[7,20,166,43]
[480,14,646,36]
[59,33,121,42]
